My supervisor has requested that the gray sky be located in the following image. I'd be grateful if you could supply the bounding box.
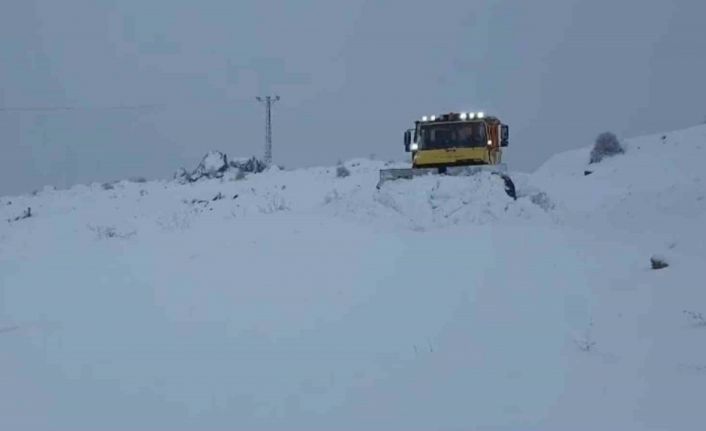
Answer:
[2,0,705,195]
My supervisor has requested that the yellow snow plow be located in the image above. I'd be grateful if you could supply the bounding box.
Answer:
[378,112,515,198]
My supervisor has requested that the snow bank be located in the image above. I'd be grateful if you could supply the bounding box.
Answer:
[324,171,555,230]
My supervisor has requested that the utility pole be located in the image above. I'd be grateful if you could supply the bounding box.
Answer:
[256,95,280,166]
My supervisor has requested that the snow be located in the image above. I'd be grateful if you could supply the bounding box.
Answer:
[198,151,229,176]
[1,125,706,430]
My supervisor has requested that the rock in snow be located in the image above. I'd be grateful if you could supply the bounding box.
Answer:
[192,151,229,180]
[175,152,268,183]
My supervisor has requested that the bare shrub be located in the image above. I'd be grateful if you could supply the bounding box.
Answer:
[573,319,596,352]
[174,167,192,184]
[7,207,32,223]
[259,195,289,214]
[229,157,267,174]
[88,225,136,239]
[575,335,597,352]
[336,163,350,178]
[530,192,554,211]
[324,190,341,204]
[590,132,624,164]
[156,212,192,232]
[683,310,706,328]
[650,255,669,270]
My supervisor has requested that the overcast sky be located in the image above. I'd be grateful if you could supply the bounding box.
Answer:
[2,0,705,195]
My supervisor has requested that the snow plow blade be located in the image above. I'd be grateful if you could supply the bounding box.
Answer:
[377,163,516,199]
[377,164,507,188]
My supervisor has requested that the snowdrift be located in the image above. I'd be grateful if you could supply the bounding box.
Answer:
[1,125,705,430]
[531,124,706,257]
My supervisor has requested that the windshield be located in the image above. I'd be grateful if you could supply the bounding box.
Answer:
[419,122,487,150]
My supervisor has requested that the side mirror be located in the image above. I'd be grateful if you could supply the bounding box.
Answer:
[404,130,411,152]
[501,125,509,147]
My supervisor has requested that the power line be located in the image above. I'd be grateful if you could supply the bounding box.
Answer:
[0,95,267,113]
[0,103,164,113]
[256,95,280,166]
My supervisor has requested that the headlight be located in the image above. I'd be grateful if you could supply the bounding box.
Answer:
[410,143,419,151]
[430,115,436,121]
[459,112,468,120]
[468,112,475,119]
[477,111,485,119]
[421,116,428,122]
[487,140,492,146]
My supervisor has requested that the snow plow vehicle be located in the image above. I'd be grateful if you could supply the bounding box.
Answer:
[378,111,516,198]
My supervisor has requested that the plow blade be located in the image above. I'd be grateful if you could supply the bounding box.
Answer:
[377,163,515,198]
[377,164,507,188]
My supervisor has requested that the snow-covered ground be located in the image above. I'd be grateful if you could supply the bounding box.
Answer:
[1,125,705,430]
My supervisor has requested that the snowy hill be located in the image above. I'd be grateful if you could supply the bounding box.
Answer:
[530,124,706,257]
[1,126,705,430]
